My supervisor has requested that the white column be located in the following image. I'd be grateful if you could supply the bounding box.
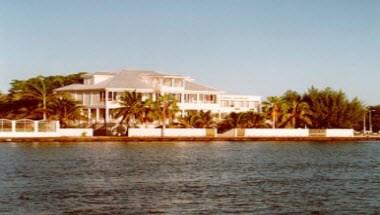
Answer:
[87,108,91,121]
[104,90,109,123]
[105,108,109,123]
[11,121,16,133]
[96,108,100,122]
[196,93,200,104]
[152,92,156,101]
[55,121,60,131]
[180,93,184,103]
[34,121,39,133]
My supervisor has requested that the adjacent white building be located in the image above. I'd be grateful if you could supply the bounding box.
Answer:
[55,69,261,123]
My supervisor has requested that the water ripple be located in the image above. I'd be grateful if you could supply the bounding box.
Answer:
[1,141,380,214]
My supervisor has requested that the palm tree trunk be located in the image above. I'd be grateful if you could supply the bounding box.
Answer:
[161,113,166,137]
[292,115,296,128]
[43,96,47,120]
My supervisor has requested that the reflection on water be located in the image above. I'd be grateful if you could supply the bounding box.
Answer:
[1,141,380,214]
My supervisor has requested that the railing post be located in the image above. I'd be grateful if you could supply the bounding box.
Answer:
[11,121,16,133]
[56,121,60,132]
[34,121,39,133]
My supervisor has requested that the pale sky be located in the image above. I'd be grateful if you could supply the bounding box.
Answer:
[1,0,379,104]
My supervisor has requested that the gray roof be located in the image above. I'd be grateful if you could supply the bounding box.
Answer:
[184,81,218,92]
[55,69,219,92]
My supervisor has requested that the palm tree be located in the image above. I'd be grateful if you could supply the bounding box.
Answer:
[192,110,216,128]
[113,91,145,135]
[177,110,216,128]
[282,90,312,128]
[217,112,241,133]
[303,87,365,128]
[177,111,197,128]
[21,77,50,120]
[137,103,155,128]
[47,93,84,128]
[151,94,179,135]
[0,92,9,118]
[262,96,288,128]
[237,111,266,128]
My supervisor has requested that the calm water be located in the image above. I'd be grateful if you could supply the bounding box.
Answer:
[1,141,380,214]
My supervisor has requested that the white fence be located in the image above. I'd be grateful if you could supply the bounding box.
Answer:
[128,128,355,138]
[128,128,162,137]
[244,129,310,137]
[0,119,93,137]
[325,129,354,137]
[164,128,211,137]
[128,128,215,137]
[58,128,93,137]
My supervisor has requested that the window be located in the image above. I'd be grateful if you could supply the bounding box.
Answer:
[100,91,105,102]
[163,78,172,87]
[199,94,216,104]
[174,79,183,87]
[187,94,197,103]
[108,92,113,101]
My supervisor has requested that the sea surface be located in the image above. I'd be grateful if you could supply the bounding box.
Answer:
[1,141,380,214]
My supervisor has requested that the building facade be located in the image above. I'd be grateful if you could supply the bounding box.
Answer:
[55,70,261,123]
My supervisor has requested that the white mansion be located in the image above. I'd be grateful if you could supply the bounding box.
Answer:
[55,69,261,123]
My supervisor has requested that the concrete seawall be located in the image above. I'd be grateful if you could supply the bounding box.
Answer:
[1,136,380,143]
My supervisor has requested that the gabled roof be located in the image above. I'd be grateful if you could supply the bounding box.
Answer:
[96,71,154,89]
[55,69,220,92]
[184,81,218,92]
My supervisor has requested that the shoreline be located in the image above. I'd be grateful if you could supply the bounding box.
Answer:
[1,136,380,143]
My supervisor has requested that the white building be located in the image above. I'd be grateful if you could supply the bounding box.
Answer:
[55,69,261,123]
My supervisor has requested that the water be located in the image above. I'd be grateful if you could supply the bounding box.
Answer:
[1,141,380,214]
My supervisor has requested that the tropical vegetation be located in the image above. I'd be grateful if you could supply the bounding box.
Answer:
[0,73,84,121]
[0,73,373,134]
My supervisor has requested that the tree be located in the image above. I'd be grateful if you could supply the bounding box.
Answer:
[151,94,179,135]
[177,111,198,128]
[24,77,49,120]
[3,73,85,120]
[303,87,365,128]
[193,110,216,128]
[113,91,145,135]
[368,106,380,133]
[0,92,8,118]
[237,111,266,128]
[262,96,288,128]
[217,111,266,133]
[281,90,312,128]
[177,110,216,128]
[47,93,84,128]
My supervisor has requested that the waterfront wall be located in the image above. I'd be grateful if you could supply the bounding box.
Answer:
[57,128,93,137]
[0,119,93,137]
[244,129,310,137]
[128,128,216,137]
[128,128,354,138]
[244,128,353,137]
[325,129,354,137]
[128,128,161,137]
[164,128,215,137]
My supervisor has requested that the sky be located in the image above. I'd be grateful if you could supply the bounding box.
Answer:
[1,0,379,104]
